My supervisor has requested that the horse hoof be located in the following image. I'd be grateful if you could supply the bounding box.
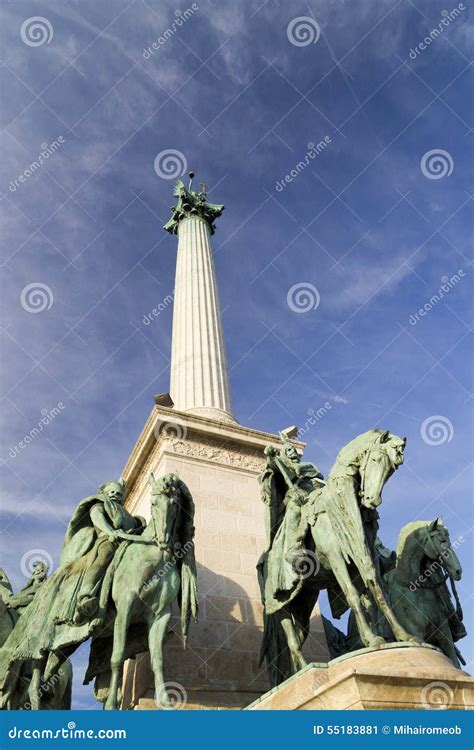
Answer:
[370,636,386,648]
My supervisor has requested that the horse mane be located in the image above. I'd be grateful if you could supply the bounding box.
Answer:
[396,520,445,559]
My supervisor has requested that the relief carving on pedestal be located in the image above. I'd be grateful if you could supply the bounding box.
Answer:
[163,433,266,472]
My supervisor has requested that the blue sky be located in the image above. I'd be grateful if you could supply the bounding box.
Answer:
[0,0,472,709]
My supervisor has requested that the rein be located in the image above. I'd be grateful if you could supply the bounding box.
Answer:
[450,575,464,621]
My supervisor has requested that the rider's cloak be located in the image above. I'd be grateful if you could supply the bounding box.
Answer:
[0,494,145,681]
[60,493,145,566]
[258,453,324,614]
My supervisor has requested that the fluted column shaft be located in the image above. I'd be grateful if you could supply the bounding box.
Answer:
[170,216,234,421]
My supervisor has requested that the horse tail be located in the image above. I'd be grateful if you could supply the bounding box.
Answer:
[180,560,198,649]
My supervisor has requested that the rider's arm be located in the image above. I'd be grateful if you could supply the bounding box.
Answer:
[132,515,147,533]
[89,504,115,536]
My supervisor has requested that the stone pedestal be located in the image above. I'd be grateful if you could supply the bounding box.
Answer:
[121,404,329,710]
[246,644,474,710]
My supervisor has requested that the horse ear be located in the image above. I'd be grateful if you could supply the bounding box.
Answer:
[402,437,407,446]
[429,518,439,531]
[379,430,390,443]
[118,477,126,490]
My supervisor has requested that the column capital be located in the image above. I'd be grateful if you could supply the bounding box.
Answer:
[163,177,224,236]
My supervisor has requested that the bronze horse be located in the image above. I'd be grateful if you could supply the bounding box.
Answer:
[259,430,420,685]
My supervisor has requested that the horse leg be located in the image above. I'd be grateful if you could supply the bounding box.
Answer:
[28,658,45,710]
[104,598,134,710]
[43,651,66,682]
[330,551,385,648]
[148,608,173,709]
[433,623,460,668]
[368,580,421,644]
[280,613,307,674]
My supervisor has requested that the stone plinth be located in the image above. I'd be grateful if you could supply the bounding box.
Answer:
[246,644,474,710]
[121,405,329,710]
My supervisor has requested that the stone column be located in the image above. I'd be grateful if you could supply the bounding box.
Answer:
[170,215,234,423]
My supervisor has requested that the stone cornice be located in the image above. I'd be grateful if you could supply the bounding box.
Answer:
[122,405,305,499]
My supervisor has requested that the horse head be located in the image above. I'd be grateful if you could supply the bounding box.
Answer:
[420,517,462,581]
[359,430,406,509]
[148,473,181,553]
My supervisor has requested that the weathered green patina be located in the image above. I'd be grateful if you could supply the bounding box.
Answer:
[387,519,465,667]
[0,474,198,710]
[163,174,224,235]
[258,429,418,686]
[0,565,72,709]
